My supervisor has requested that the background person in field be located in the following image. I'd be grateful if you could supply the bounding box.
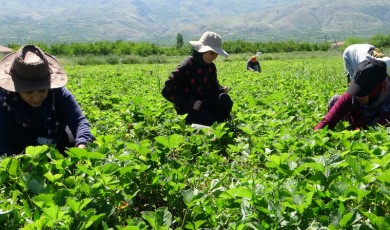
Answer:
[0,45,94,156]
[247,55,261,72]
[162,31,233,126]
[343,44,390,84]
[315,59,390,131]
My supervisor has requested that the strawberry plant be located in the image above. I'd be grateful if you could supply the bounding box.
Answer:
[1,55,389,229]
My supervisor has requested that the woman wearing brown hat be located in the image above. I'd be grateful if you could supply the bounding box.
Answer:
[162,31,233,126]
[0,45,94,155]
[315,59,390,130]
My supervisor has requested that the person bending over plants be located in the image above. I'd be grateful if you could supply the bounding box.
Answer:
[315,59,390,131]
[246,55,261,72]
[343,44,390,84]
[0,45,94,156]
[161,31,233,126]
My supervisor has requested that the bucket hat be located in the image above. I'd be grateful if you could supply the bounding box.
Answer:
[189,31,229,58]
[347,59,387,97]
[0,45,67,92]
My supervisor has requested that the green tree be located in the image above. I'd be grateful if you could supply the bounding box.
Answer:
[176,33,184,49]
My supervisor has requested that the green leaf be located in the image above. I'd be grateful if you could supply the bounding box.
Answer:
[141,207,172,230]
[376,169,390,183]
[167,134,185,148]
[42,205,62,227]
[182,189,206,207]
[155,207,172,228]
[298,162,325,173]
[67,198,81,213]
[339,212,354,227]
[265,153,290,168]
[208,179,224,195]
[360,210,390,229]
[219,186,253,200]
[22,199,32,219]
[351,142,370,152]
[185,220,206,230]
[371,153,390,168]
[6,158,20,177]
[265,155,282,168]
[32,194,55,208]
[155,134,184,149]
[28,178,45,195]
[154,136,169,148]
[77,164,96,177]
[65,148,105,159]
[25,145,49,159]
[100,163,120,174]
[241,198,251,219]
[345,156,364,182]
[357,188,371,202]
[331,179,351,197]
[84,213,106,228]
[0,171,8,185]
[292,192,314,214]
[44,172,62,182]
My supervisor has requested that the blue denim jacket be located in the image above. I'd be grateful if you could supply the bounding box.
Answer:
[0,87,93,155]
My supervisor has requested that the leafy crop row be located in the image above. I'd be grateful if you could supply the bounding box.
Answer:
[0,56,389,229]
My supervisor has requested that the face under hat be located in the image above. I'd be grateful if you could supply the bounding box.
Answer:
[347,59,387,97]
[188,31,229,58]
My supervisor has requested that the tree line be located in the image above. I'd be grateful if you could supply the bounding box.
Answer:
[6,32,390,57]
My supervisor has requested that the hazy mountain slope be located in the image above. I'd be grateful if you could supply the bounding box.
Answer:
[0,0,389,44]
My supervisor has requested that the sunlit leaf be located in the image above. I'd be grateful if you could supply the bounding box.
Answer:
[339,212,354,227]
[6,158,19,177]
[155,134,184,149]
[101,163,120,174]
[25,146,50,159]
[219,186,253,200]
[141,207,171,230]
[182,189,206,207]
[345,156,364,182]
[376,169,390,183]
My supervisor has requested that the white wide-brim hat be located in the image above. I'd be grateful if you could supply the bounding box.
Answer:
[189,31,229,58]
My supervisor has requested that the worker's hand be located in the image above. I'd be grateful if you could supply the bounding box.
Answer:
[193,100,202,110]
[77,143,87,149]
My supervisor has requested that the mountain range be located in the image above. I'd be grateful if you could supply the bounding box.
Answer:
[1,0,390,45]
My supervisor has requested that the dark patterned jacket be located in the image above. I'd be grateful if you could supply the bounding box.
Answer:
[162,50,224,114]
[0,87,93,155]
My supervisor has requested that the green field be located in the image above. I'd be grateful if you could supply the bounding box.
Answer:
[1,53,390,229]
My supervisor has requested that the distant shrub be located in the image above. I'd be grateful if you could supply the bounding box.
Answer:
[370,33,390,48]
[121,56,141,64]
[75,55,106,65]
[106,56,120,65]
[6,32,390,60]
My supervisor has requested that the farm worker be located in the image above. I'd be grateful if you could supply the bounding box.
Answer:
[0,45,94,156]
[343,44,390,84]
[314,59,390,131]
[161,31,233,126]
[247,55,261,72]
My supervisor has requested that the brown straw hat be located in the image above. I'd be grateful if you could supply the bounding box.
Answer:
[189,31,229,58]
[0,45,67,92]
